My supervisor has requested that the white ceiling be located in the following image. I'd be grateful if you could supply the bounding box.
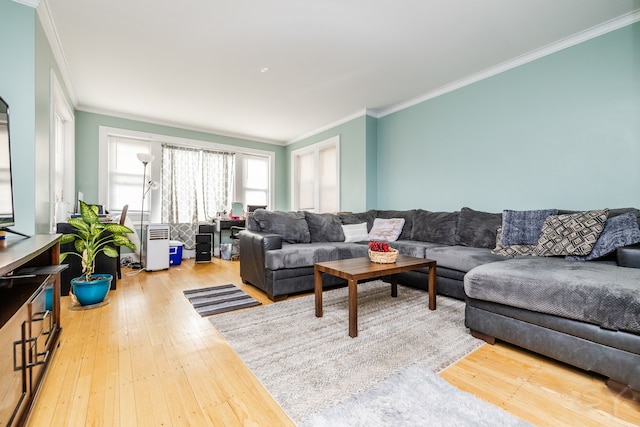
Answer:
[41,0,639,144]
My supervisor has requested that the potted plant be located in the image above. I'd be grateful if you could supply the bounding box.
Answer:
[60,201,136,306]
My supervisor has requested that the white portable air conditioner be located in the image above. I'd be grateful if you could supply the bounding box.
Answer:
[143,224,170,271]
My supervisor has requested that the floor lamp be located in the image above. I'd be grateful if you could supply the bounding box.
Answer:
[131,152,155,269]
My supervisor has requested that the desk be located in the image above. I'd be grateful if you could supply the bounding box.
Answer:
[213,219,245,257]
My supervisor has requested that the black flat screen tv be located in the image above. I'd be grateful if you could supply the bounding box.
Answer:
[0,96,19,235]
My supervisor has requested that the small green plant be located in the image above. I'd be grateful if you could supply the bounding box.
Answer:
[60,200,136,282]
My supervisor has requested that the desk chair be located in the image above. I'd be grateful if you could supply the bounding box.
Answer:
[116,205,128,279]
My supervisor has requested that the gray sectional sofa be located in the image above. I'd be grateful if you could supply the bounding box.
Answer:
[238,207,640,393]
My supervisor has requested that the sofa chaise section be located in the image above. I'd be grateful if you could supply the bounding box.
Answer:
[464,256,640,391]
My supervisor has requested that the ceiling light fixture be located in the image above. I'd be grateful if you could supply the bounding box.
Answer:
[260,66,271,73]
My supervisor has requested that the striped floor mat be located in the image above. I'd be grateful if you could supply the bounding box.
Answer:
[183,284,261,317]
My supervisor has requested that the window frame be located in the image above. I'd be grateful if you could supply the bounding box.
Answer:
[235,153,271,209]
[98,126,275,222]
[49,70,75,232]
[290,135,340,213]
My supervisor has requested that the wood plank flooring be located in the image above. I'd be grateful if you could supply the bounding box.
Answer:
[28,258,639,426]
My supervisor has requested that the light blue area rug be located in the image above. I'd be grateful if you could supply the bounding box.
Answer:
[301,364,531,426]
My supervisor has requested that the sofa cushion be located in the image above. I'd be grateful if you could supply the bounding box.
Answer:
[368,218,405,242]
[535,209,608,256]
[338,210,377,231]
[492,227,536,257]
[304,212,345,242]
[388,240,434,258]
[342,223,369,242]
[567,211,640,261]
[253,210,311,243]
[424,245,507,272]
[264,243,337,270]
[501,209,557,245]
[375,210,415,240]
[455,207,502,249]
[411,210,459,245]
[464,256,640,333]
[336,242,370,260]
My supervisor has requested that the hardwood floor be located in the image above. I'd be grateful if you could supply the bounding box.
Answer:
[28,258,639,426]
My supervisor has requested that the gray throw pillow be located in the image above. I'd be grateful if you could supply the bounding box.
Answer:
[501,209,558,245]
[411,209,459,245]
[304,212,345,242]
[567,211,640,261]
[455,207,502,249]
[252,210,311,243]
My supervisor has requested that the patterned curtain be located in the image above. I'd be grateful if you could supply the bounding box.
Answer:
[161,144,234,248]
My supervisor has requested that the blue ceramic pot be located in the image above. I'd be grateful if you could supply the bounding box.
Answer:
[71,274,112,306]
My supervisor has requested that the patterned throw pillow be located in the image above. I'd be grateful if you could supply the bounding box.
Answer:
[341,223,369,243]
[534,209,609,256]
[492,227,536,257]
[567,211,640,261]
[368,218,405,242]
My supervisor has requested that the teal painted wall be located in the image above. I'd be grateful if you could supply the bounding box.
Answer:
[0,0,36,234]
[287,115,374,212]
[0,0,73,234]
[377,22,640,212]
[74,111,288,210]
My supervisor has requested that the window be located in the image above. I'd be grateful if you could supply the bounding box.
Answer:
[107,136,152,213]
[99,127,274,223]
[291,136,340,213]
[161,144,234,223]
[241,154,270,207]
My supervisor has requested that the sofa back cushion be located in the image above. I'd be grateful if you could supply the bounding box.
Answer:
[252,210,311,243]
[411,209,459,245]
[456,207,502,249]
[375,210,416,240]
[337,210,377,231]
[304,212,345,242]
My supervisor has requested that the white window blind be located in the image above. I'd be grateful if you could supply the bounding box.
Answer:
[242,154,269,207]
[107,136,152,213]
[291,136,339,213]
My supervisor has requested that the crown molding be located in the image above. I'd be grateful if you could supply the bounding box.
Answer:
[77,105,286,146]
[377,10,640,118]
[286,108,376,145]
[12,0,40,7]
[36,0,78,106]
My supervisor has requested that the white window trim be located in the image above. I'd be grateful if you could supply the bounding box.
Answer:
[49,69,75,232]
[98,126,275,219]
[290,135,340,212]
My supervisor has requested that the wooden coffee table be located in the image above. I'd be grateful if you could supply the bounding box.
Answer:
[314,255,437,337]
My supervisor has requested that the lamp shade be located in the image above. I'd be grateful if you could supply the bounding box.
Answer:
[137,152,155,164]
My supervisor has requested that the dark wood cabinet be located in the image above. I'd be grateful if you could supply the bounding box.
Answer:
[0,235,62,427]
